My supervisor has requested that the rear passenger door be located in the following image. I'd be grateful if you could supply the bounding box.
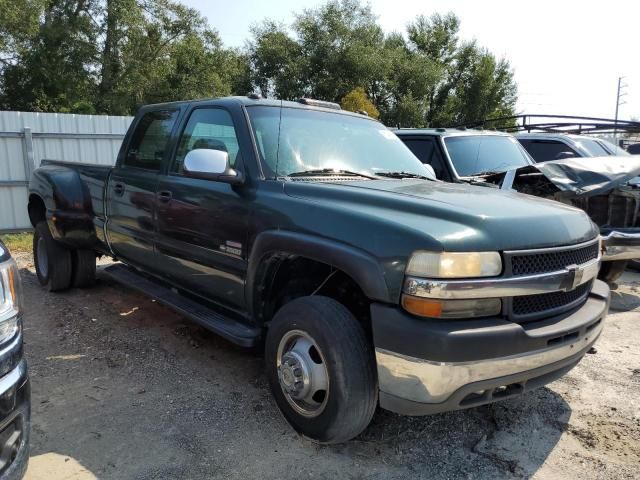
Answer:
[106,109,180,273]
[155,107,249,311]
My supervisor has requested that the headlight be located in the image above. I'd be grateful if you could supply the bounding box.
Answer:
[0,256,22,344]
[406,251,502,278]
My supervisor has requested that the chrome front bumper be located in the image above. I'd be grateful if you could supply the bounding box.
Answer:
[601,231,640,261]
[375,285,608,415]
[377,318,602,405]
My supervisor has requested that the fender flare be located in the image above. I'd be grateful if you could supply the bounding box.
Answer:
[246,230,391,318]
[28,164,96,248]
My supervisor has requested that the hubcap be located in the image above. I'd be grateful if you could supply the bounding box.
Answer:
[276,330,329,417]
[37,236,48,278]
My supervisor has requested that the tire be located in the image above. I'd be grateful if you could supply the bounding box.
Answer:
[71,249,96,288]
[598,260,628,285]
[33,221,72,292]
[265,296,377,444]
[628,260,640,272]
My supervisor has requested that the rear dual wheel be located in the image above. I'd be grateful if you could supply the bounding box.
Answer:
[34,221,96,291]
[265,296,377,444]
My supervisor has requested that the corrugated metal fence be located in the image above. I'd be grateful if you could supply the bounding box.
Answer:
[0,111,132,232]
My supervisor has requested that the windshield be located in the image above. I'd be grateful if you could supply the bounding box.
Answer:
[246,106,435,179]
[593,138,630,156]
[443,135,531,176]
[575,138,611,157]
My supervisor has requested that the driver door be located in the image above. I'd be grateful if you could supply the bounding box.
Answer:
[155,107,249,311]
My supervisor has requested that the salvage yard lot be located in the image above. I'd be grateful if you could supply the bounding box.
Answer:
[10,249,639,479]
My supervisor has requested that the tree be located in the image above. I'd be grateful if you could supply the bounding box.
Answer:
[248,2,517,127]
[249,0,386,102]
[340,87,379,118]
[0,0,518,124]
[0,0,43,66]
[0,0,100,113]
[0,0,250,114]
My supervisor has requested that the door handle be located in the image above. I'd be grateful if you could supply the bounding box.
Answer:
[157,190,173,203]
[113,183,125,196]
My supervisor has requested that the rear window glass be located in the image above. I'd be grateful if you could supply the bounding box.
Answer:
[124,110,179,171]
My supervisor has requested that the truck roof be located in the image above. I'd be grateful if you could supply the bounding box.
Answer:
[394,128,513,137]
[138,95,377,121]
[515,132,585,140]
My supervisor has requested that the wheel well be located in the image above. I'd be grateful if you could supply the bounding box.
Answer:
[28,195,46,227]
[254,255,372,334]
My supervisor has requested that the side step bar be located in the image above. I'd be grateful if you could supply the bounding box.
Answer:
[103,264,262,347]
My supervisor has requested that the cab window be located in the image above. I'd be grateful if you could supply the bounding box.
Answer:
[124,110,179,170]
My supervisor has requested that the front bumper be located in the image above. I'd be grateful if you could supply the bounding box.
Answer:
[0,328,30,480]
[372,280,610,415]
[601,230,640,261]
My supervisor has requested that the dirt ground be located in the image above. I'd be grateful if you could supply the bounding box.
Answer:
[11,252,639,480]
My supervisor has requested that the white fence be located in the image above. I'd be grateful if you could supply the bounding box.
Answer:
[0,111,133,232]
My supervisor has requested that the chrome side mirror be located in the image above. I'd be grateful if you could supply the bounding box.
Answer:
[422,163,436,179]
[183,149,244,185]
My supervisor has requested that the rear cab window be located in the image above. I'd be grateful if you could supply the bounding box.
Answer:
[123,110,180,171]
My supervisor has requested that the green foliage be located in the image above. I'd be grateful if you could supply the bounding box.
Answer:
[340,87,379,118]
[0,233,32,254]
[249,1,517,127]
[0,0,249,114]
[0,0,517,125]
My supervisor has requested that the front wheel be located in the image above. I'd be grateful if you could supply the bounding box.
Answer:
[265,296,377,444]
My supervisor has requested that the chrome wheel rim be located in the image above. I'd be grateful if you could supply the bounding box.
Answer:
[276,329,329,417]
[37,236,48,278]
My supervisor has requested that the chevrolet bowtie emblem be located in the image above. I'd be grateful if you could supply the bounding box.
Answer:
[562,264,584,291]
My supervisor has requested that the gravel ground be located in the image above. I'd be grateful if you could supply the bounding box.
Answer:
[13,252,639,480]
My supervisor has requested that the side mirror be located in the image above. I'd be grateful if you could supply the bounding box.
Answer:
[183,149,244,185]
[555,151,577,160]
[422,163,436,179]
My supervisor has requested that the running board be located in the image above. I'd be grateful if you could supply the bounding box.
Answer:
[103,264,261,347]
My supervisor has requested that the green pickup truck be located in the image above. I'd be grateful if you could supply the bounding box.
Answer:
[27,97,609,443]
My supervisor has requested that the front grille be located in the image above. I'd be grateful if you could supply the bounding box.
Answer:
[510,241,599,276]
[512,282,591,319]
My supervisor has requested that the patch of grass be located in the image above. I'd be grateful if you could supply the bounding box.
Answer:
[0,233,33,254]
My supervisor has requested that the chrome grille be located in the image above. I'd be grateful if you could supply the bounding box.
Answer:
[510,241,599,276]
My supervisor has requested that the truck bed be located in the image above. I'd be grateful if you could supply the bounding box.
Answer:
[40,160,112,225]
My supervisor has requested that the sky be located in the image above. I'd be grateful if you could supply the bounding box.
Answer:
[185,0,640,121]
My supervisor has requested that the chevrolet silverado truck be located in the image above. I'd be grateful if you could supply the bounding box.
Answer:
[0,240,30,479]
[28,97,609,443]
[396,128,640,284]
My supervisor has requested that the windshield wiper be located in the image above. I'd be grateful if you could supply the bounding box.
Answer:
[287,169,376,179]
[473,170,505,177]
[375,171,432,180]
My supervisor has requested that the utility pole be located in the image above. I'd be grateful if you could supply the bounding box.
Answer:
[614,76,627,145]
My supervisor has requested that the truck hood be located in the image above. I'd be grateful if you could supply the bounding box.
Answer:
[497,156,640,197]
[283,178,598,251]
